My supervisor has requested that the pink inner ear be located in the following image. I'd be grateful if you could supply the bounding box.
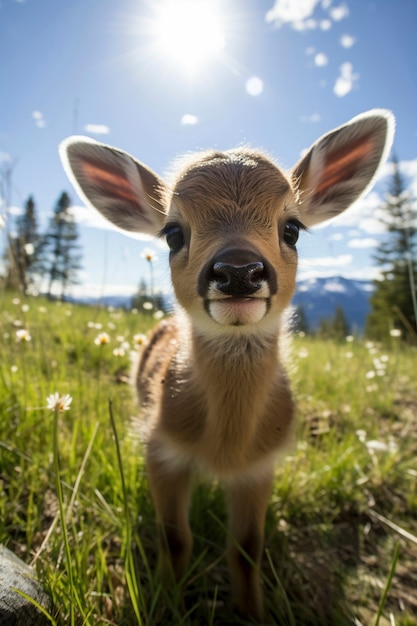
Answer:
[82,161,140,205]
[314,135,375,198]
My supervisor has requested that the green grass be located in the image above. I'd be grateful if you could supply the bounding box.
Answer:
[1,290,416,625]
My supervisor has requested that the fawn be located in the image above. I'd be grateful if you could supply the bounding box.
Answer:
[60,109,394,621]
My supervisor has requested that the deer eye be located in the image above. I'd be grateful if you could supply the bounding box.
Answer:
[283,220,301,248]
[164,224,185,253]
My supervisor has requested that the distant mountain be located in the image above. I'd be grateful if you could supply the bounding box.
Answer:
[292,276,374,333]
[66,276,374,334]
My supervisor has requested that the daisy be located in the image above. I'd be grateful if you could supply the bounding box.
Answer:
[94,332,110,345]
[16,329,31,342]
[46,393,72,412]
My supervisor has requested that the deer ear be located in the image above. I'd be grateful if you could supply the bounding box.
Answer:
[59,136,167,235]
[292,110,395,227]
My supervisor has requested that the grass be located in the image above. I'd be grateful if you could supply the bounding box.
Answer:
[0,290,416,625]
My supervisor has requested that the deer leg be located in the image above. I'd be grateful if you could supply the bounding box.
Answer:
[227,471,274,622]
[146,446,193,586]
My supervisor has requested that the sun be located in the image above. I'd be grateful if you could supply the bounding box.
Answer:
[150,0,226,74]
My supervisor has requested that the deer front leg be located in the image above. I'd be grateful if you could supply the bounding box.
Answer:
[227,471,274,622]
[146,444,193,586]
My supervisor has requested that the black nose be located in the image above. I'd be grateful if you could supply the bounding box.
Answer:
[213,261,265,296]
[197,247,277,298]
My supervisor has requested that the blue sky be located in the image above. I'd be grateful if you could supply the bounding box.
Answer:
[1,0,416,299]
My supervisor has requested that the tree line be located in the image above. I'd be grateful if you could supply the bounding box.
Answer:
[3,191,82,299]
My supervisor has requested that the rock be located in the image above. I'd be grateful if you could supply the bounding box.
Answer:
[0,545,51,626]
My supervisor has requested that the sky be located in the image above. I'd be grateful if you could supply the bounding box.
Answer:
[1,0,417,300]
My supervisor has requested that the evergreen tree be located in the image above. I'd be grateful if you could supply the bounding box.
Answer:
[317,306,350,340]
[131,277,166,313]
[292,304,310,334]
[13,196,43,290]
[366,156,417,340]
[43,192,82,298]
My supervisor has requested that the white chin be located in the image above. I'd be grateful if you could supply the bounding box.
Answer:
[208,298,268,326]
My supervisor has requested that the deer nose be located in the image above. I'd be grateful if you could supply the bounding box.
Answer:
[213,261,265,296]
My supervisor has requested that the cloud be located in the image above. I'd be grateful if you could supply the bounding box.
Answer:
[301,113,321,123]
[83,124,110,135]
[329,4,349,21]
[314,52,328,66]
[320,19,332,30]
[32,110,46,128]
[328,233,344,242]
[69,205,167,245]
[180,114,198,125]
[246,76,264,96]
[0,152,11,163]
[347,237,380,249]
[266,0,320,27]
[340,34,356,48]
[266,0,348,30]
[333,62,359,97]
[299,254,353,268]
[7,205,24,216]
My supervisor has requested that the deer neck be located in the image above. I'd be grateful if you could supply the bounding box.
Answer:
[191,328,280,472]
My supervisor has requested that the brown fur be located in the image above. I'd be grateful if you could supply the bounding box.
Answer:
[60,109,394,622]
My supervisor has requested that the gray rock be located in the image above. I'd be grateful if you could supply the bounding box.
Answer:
[0,545,51,626]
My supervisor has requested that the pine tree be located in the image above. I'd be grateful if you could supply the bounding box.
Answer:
[317,306,350,340]
[367,156,417,340]
[13,196,43,291]
[43,192,82,298]
[293,304,310,334]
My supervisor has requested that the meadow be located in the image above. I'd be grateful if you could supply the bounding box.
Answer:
[0,290,416,626]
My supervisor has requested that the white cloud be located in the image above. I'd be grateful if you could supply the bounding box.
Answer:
[328,233,344,242]
[266,0,348,30]
[69,205,168,245]
[320,19,332,30]
[32,110,46,128]
[7,205,24,216]
[301,113,321,123]
[297,264,381,282]
[0,152,11,163]
[246,76,264,96]
[347,237,379,249]
[299,254,353,268]
[329,4,349,20]
[340,34,356,48]
[314,52,328,66]
[83,124,110,135]
[180,114,199,125]
[333,62,359,97]
[70,282,138,300]
[266,0,320,26]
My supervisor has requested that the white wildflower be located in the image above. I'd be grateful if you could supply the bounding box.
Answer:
[133,333,147,346]
[94,332,110,346]
[46,392,72,412]
[390,328,401,338]
[16,329,31,342]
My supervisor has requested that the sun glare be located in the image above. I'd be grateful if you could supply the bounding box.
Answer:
[151,1,225,73]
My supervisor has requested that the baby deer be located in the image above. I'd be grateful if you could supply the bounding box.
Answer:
[60,110,394,622]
